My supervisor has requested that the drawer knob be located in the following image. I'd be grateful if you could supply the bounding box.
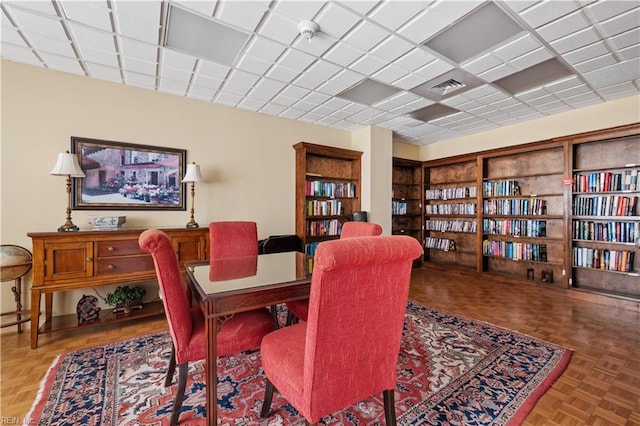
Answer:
[86,257,93,262]
[108,246,115,251]
[108,264,115,270]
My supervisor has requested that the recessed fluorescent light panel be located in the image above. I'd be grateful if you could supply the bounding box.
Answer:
[410,104,460,123]
[337,79,402,105]
[423,2,523,63]
[164,5,250,67]
[494,58,574,94]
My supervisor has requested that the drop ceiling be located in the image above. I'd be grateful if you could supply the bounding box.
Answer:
[2,0,639,146]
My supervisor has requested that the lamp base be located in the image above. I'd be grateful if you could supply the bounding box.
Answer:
[58,223,80,232]
[185,221,199,229]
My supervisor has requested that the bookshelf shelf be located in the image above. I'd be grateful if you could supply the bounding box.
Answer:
[392,158,423,267]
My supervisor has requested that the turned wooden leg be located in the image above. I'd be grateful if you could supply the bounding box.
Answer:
[383,389,397,426]
[260,378,275,418]
[30,289,41,349]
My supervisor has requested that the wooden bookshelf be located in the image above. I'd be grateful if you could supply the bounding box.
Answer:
[392,157,423,267]
[294,142,362,260]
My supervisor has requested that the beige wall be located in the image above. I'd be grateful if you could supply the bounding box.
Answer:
[1,61,361,320]
[418,94,640,160]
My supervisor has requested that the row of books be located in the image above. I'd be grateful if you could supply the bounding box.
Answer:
[425,186,477,200]
[424,237,456,252]
[392,201,408,215]
[482,180,519,197]
[573,247,635,272]
[425,219,477,233]
[483,198,546,216]
[572,220,638,243]
[573,169,639,193]
[572,195,638,217]
[306,219,341,237]
[306,180,356,198]
[425,203,476,215]
[482,240,548,262]
[307,199,343,216]
[305,242,320,257]
[483,219,547,237]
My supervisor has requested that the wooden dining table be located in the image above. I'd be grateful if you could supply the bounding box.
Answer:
[184,251,312,426]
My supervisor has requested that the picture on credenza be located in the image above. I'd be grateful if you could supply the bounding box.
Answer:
[71,137,186,210]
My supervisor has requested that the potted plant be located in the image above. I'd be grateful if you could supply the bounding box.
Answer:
[105,285,146,314]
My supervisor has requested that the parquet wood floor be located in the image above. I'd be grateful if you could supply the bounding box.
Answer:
[1,266,638,424]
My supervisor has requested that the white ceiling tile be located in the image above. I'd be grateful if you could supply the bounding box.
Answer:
[503,1,539,13]
[29,34,76,57]
[68,23,115,52]
[260,103,289,115]
[609,28,640,51]
[258,11,299,45]
[392,72,426,90]
[535,10,590,42]
[597,81,638,96]
[3,1,58,17]
[244,36,286,62]
[0,42,41,65]
[335,0,380,16]
[323,41,362,66]
[1,22,27,47]
[306,59,342,79]
[555,84,592,98]
[583,58,640,88]
[191,73,223,90]
[372,63,409,84]
[292,72,325,90]
[329,68,363,88]
[160,64,192,82]
[238,97,266,111]
[510,47,553,70]
[38,52,84,74]
[124,70,156,89]
[118,37,158,63]
[187,85,215,101]
[343,20,389,51]
[277,48,316,72]
[550,27,601,54]
[85,62,121,82]
[618,43,640,61]
[291,33,335,57]
[398,8,448,44]
[162,48,197,71]
[394,48,437,72]
[198,59,231,79]
[279,107,307,120]
[266,63,300,83]
[78,45,119,68]
[479,63,518,82]
[172,1,215,17]
[370,35,414,62]
[463,53,503,75]
[9,8,67,40]
[226,68,260,87]
[350,53,387,75]
[585,0,637,22]
[215,91,242,106]
[368,0,428,31]
[562,41,609,65]
[414,60,454,81]
[597,8,640,38]
[314,2,361,40]
[574,53,617,73]
[316,79,350,96]
[60,0,112,32]
[303,91,333,105]
[113,2,161,44]
[122,56,157,75]
[519,0,580,29]
[236,55,273,75]
[271,1,326,22]
[215,1,268,32]
[544,76,583,91]
[494,34,542,62]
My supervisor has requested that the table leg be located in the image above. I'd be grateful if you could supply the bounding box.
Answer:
[30,289,41,349]
[205,303,218,426]
[45,293,53,323]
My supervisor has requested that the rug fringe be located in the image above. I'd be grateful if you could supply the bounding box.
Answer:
[25,352,63,424]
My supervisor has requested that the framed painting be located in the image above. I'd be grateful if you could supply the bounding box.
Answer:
[71,137,187,210]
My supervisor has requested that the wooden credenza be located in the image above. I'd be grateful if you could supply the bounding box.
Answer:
[27,228,209,348]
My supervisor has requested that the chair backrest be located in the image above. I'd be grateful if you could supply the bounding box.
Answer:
[340,221,383,239]
[209,221,258,259]
[138,229,193,363]
[302,235,423,418]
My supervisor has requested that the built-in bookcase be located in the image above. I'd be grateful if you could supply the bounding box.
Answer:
[294,142,362,265]
[422,155,478,271]
[392,158,423,267]
[569,131,639,299]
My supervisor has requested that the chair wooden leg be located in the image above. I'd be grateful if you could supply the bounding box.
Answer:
[165,343,177,387]
[170,363,189,426]
[269,305,280,329]
[260,378,275,418]
[383,389,397,426]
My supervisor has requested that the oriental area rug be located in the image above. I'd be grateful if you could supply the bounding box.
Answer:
[27,301,572,425]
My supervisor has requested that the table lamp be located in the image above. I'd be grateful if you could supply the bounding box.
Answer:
[49,151,85,232]
[182,162,204,228]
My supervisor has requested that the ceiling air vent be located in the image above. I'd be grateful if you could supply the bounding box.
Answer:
[430,79,466,95]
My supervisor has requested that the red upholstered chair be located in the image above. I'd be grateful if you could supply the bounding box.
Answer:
[285,221,383,324]
[209,221,259,258]
[138,229,274,426]
[259,235,423,425]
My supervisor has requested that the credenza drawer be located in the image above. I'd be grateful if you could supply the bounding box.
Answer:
[95,255,155,276]
[96,240,146,257]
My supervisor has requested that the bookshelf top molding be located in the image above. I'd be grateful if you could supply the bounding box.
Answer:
[293,141,362,160]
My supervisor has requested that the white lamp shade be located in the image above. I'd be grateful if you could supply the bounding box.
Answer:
[49,152,85,177]
[182,162,204,183]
